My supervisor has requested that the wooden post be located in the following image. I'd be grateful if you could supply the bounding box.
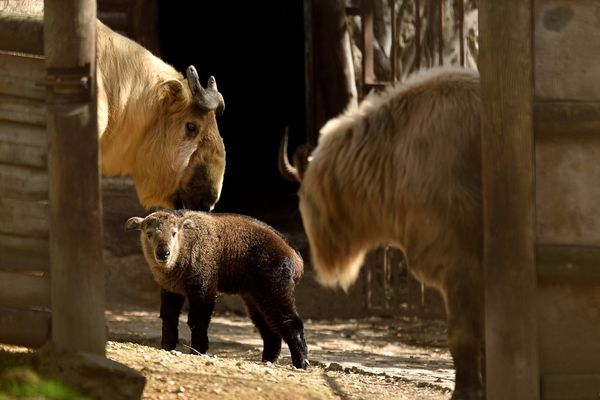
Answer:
[479,1,539,399]
[45,0,105,355]
[312,0,357,135]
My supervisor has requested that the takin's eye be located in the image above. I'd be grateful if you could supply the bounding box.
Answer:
[146,231,152,239]
[185,122,198,138]
[172,230,177,237]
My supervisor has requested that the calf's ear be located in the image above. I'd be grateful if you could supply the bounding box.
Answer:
[182,219,195,229]
[125,217,144,232]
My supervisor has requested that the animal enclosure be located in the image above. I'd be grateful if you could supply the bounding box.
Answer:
[0,3,105,354]
[480,1,600,399]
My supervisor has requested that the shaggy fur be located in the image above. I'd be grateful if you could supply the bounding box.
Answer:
[126,210,308,369]
[298,66,483,399]
[97,21,225,211]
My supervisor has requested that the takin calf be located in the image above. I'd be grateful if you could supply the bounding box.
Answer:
[280,66,483,399]
[125,210,309,369]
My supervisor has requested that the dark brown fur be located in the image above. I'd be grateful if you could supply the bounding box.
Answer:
[126,210,308,369]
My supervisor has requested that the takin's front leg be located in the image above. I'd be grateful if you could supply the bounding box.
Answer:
[444,270,485,400]
[160,289,186,351]
[186,290,216,355]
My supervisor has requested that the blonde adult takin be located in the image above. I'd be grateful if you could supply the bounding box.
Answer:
[97,20,226,211]
[280,67,483,400]
[125,210,309,369]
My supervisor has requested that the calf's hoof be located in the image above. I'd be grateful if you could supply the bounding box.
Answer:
[293,358,310,370]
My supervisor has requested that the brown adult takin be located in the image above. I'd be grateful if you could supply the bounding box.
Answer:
[125,210,309,369]
[97,20,226,212]
[280,67,483,399]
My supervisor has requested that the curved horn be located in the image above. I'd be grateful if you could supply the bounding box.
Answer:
[278,127,312,183]
[186,66,225,115]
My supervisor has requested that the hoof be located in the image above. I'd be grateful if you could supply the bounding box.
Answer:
[451,388,484,400]
[293,358,309,370]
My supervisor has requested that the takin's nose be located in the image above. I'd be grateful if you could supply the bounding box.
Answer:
[155,246,171,262]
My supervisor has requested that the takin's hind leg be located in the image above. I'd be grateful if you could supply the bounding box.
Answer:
[250,291,309,369]
[444,272,485,400]
[242,295,282,363]
[160,289,186,351]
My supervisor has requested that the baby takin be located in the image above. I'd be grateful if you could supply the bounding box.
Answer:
[125,210,309,369]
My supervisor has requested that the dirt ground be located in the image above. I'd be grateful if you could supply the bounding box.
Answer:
[104,308,454,400]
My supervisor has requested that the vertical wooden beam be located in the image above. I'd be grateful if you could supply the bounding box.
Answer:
[388,0,397,82]
[479,1,539,399]
[45,0,105,355]
[457,0,465,66]
[312,0,357,131]
[304,0,316,147]
[361,0,376,85]
[414,0,421,70]
[438,0,443,65]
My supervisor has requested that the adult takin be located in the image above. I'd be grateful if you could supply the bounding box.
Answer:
[125,210,309,369]
[97,20,226,211]
[280,67,483,399]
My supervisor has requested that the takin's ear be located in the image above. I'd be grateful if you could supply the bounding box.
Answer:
[182,218,195,230]
[160,79,185,106]
[125,217,144,232]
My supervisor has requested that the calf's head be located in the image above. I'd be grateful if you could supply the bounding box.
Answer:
[134,66,226,211]
[125,211,193,270]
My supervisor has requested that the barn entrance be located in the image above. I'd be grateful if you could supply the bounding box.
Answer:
[157,1,307,222]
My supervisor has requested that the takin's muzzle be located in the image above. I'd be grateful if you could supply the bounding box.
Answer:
[171,163,222,212]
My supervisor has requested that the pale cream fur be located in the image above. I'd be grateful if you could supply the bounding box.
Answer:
[96,21,225,209]
[299,66,482,291]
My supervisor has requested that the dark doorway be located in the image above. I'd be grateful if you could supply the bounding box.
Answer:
[157,1,306,226]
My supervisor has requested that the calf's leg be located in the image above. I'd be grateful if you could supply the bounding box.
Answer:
[251,290,309,369]
[242,295,282,363]
[160,289,185,351]
[186,291,216,355]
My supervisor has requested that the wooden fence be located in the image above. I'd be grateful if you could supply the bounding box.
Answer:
[0,0,105,355]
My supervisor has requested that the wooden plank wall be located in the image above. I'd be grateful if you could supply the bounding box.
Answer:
[534,1,600,398]
[479,1,540,400]
[0,22,51,347]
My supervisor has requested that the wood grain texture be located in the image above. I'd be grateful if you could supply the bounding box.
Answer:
[0,94,45,126]
[45,0,106,355]
[535,0,600,100]
[0,271,50,308]
[0,164,47,200]
[541,374,600,400]
[0,197,48,238]
[534,101,600,137]
[537,244,600,284]
[0,233,49,272]
[0,121,47,168]
[536,134,600,246]
[479,1,540,399]
[537,284,600,375]
[0,13,44,55]
[0,305,51,348]
[0,52,45,100]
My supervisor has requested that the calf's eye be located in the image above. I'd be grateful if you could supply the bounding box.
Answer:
[146,232,152,239]
[185,122,198,138]
[172,231,177,237]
